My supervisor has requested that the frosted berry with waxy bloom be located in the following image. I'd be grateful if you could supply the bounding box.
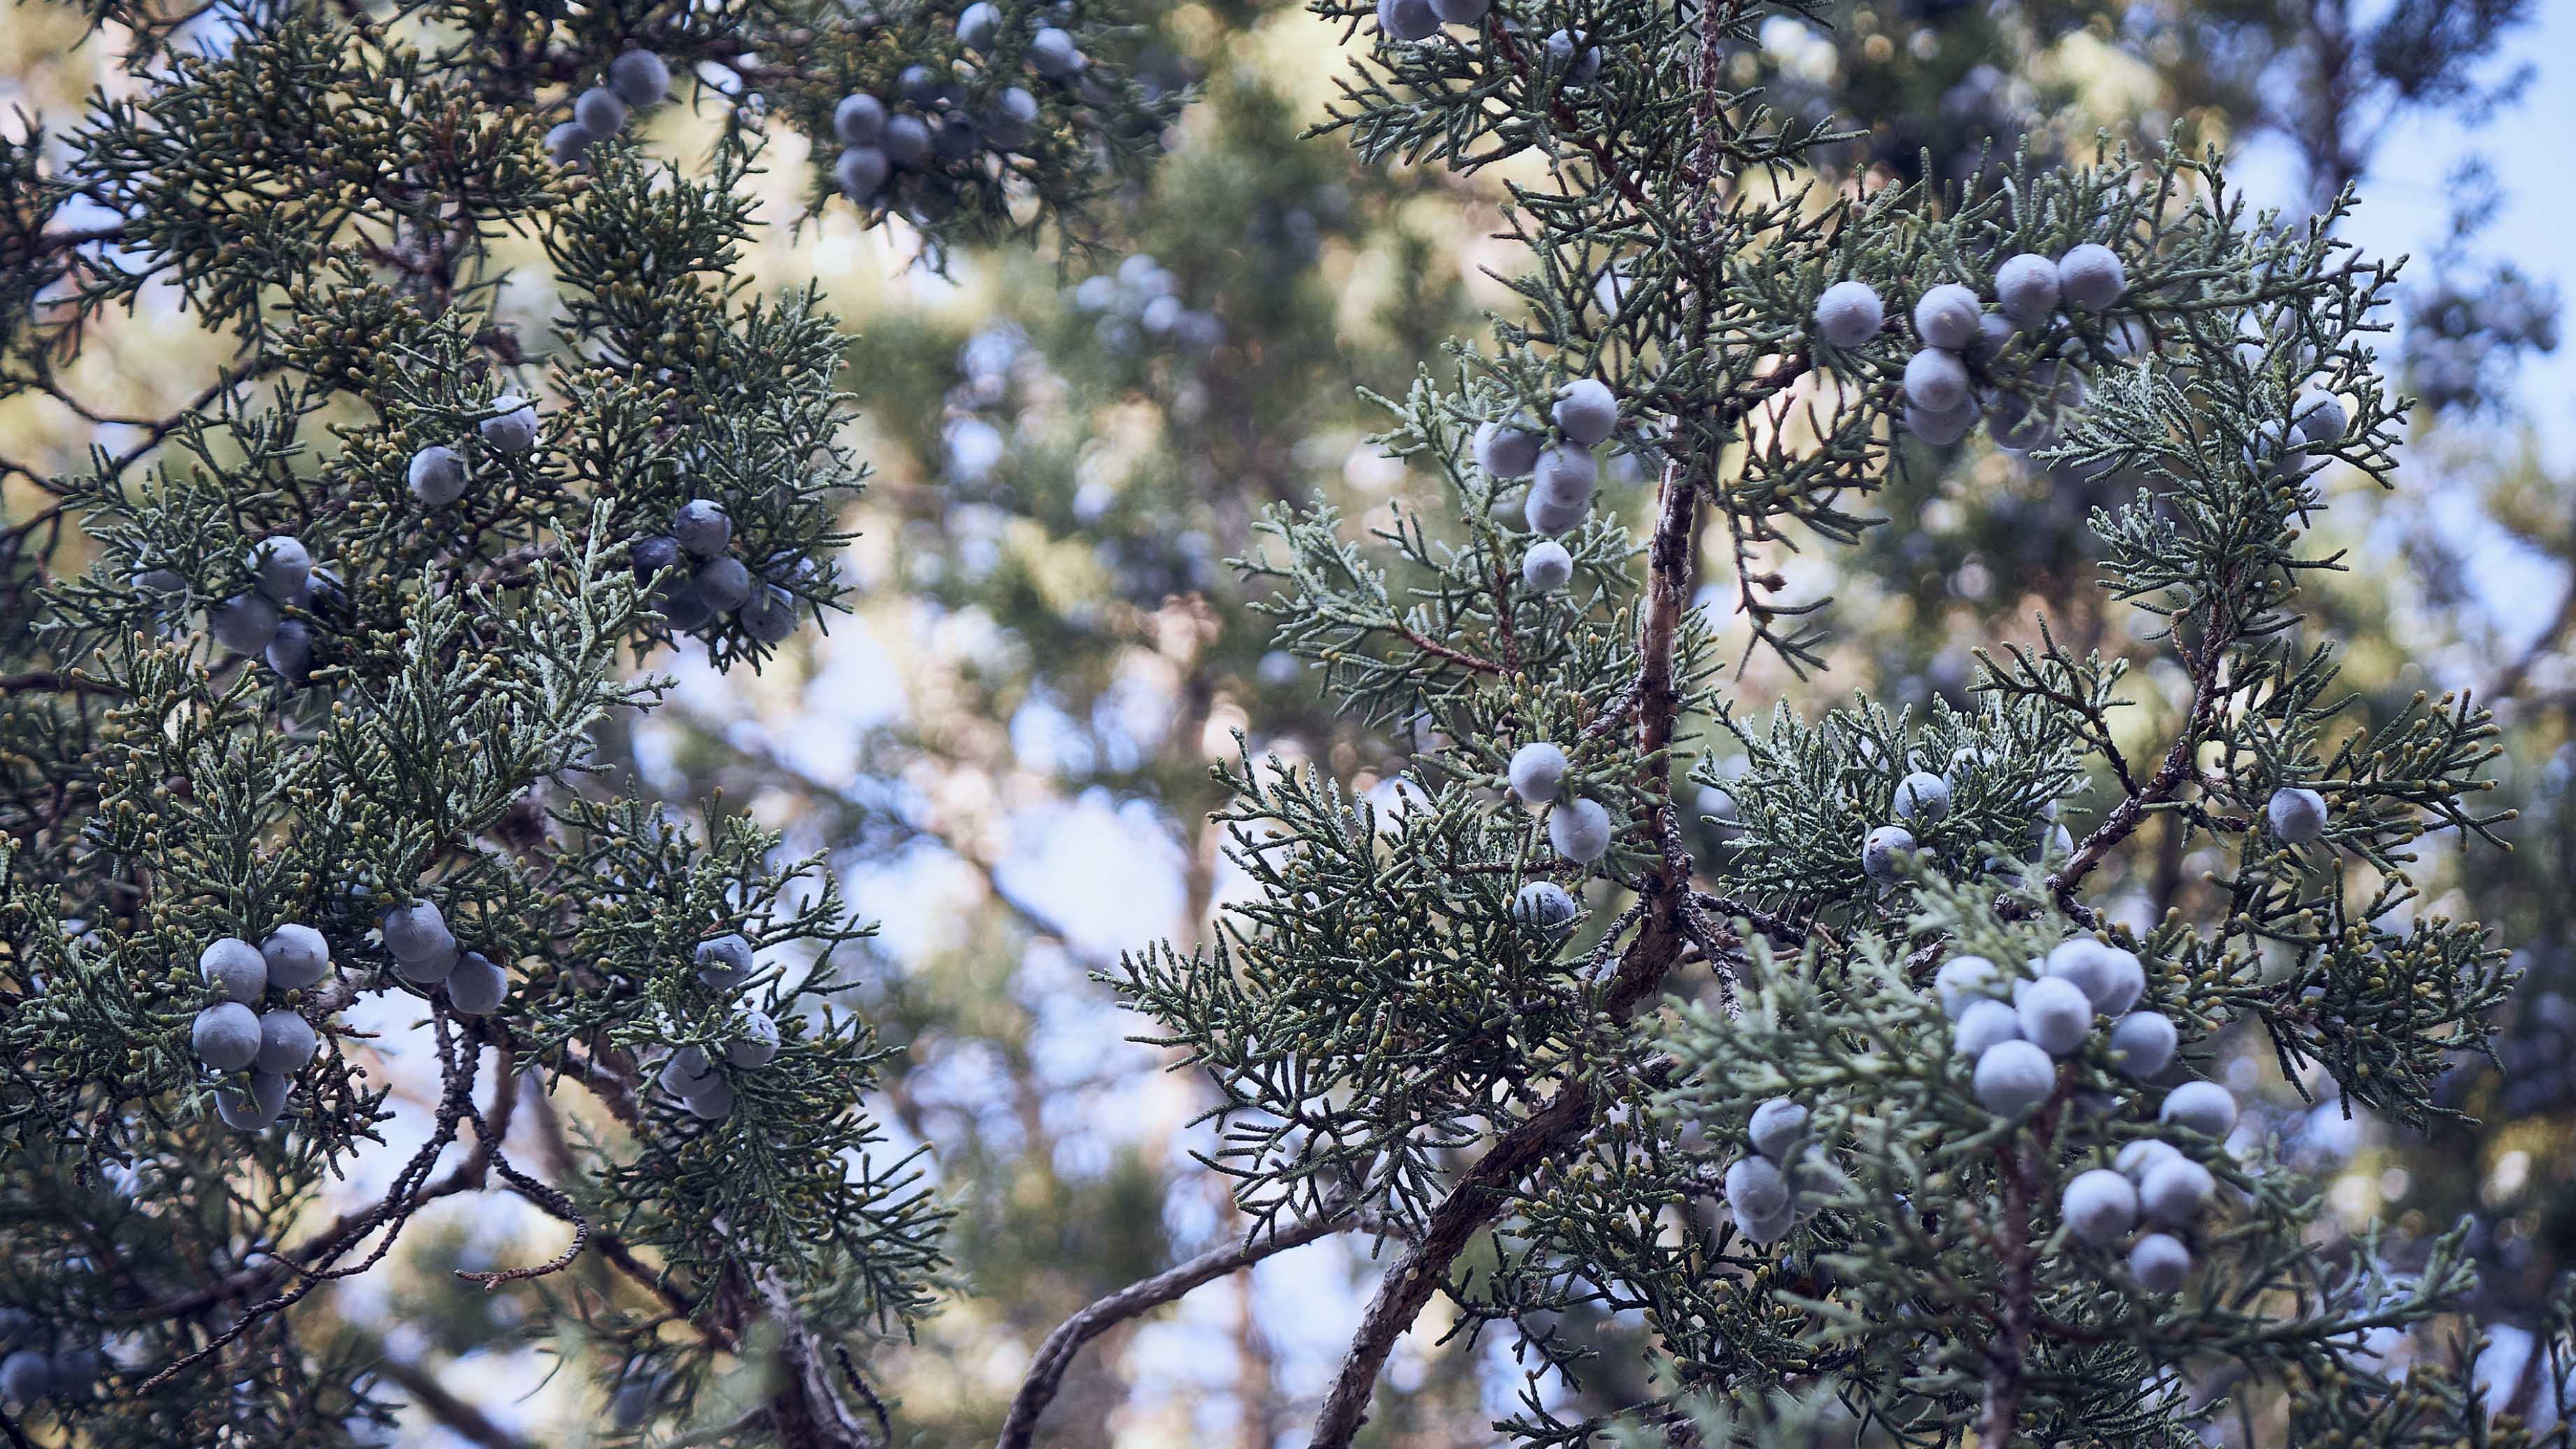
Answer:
[957,1,1001,49]
[201,937,267,1004]
[446,951,506,1016]
[1969,310,2019,366]
[1733,1197,1794,1244]
[1893,771,1951,823]
[2045,938,2144,1015]
[1030,26,1086,76]
[1725,1152,1791,1220]
[673,499,732,557]
[1911,284,1982,350]
[546,122,596,166]
[192,1002,262,1071]
[0,1350,51,1405]
[575,86,629,138]
[2130,1232,2191,1294]
[739,585,798,643]
[727,1010,780,1068]
[1987,389,2063,454]
[2093,945,2146,1015]
[394,941,459,985]
[685,1076,736,1120]
[1550,797,1613,864]
[1973,1038,2056,1115]
[48,1348,99,1401]
[2062,1168,2139,1246]
[838,146,891,202]
[265,620,313,681]
[1994,252,2060,324]
[254,1008,317,1075]
[2056,243,2126,310]
[2116,1138,2181,1182]
[659,583,715,632]
[382,900,454,964]
[1905,399,1977,446]
[1545,30,1601,84]
[630,534,681,585]
[1954,998,2022,1057]
[261,923,331,990]
[1475,422,1542,479]
[899,66,944,107]
[478,394,539,452]
[1860,823,1915,884]
[1510,880,1580,936]
[696,934,756,992]
[408,444,467,508]
[1430,0,1489,22]
[1748,1098,1808,1162]
[211,593,280,655]
[1522,540,1573,592]
[834,94,887,146]
[2159,1080,2238,1141]
[132,566,187,597]
[2106,1010,2178,1079]
[1509,741,1568,804]
[1903,349,1971,413]
[2139,1155,2215,1226]
[2245,419,2307,481]
[1525,481,1588,536]
[609,48,671,108]
[933,115,980,162]
[2266,786,2328,844]
[694,557,752,612]
[1812,280,1883,348]
[1531,445,1598,503]
[2293,392,2348,446]
[246,536,310,601]
[1551,378,1618,446]
[987,87,1041,148]
[2015,976,2094,1057]
[660,1045,717,1099]
[215,1071,287,1131]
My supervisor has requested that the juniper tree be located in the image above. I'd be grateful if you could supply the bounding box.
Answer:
[0,0,1194,1442]
[1012,0,2574,1444]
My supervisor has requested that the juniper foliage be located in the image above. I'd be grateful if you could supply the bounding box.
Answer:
[0,0,1187,1441]
[1102,1,2566,1445]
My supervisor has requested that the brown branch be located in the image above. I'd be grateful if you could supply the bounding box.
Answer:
[754,1272,882,1449]
[375,1353,535,1449]
[0,670,126,697]
[1398,622,1507,676]
[1978,1139,2038,1445]
[516,1077,731,1342]
[1303,8,1763,1436]
[1978,1080,2070,1446]
[2049,600,2242,908]
[134,1027,506,1390]
[101,357,283,478]
[996,1201,1357,1449]
[560,1043,645,1124]
[1306,464,1708,1449]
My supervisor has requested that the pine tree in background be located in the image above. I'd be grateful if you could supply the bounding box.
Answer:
[0,0,1190,1442]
